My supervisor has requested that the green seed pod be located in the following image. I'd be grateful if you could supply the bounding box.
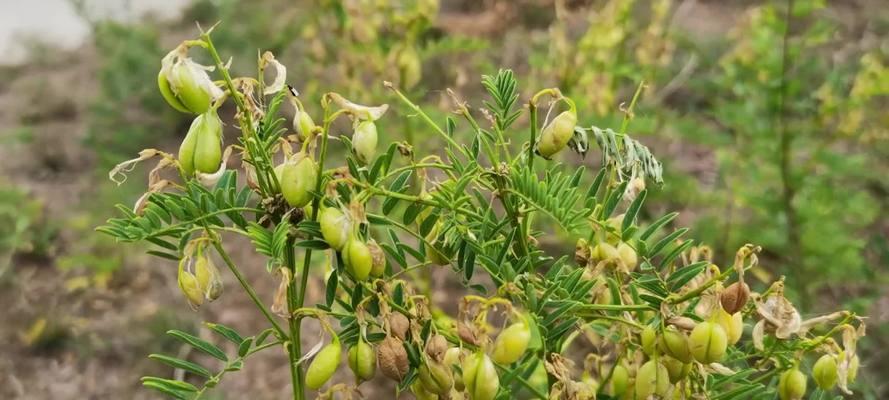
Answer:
[635,360,670,399]
[194,252,223,301]
[368,239,387,278]
[177,261,204,310]
[641,325,657,356]
[179,110,222,176]
[660,327,692,363]
[593,242,619,263]
[343,235,373,281]
[352,120,378,164]
[608,364,629,396]
[419,361,454,395]
[662,356,691,383]
[294,110,316,141]
[462,352,499,400]
[617,242,638,270]
[411,381,438,400]
[425,223,451,265]
[158,58,216,114]
[689,322,727,364]
[280,156,318,208]
[158,70,190,113]
[778,368,807,400]
[620,379,635,400]
[536,108,578,159]
[443,347,465,391]
[396,45,422,89]
[305,338,342,390]
[348,339,376,382]
[812,354,838,390]
[714,308,744,345]
[319,206,350,251]
[491,319,531,365]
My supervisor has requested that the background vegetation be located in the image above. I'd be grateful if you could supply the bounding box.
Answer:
[0,0,885,398]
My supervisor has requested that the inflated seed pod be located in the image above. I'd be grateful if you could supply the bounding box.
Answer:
[395,45,422,89]
[635,360,671,399]
[425,334,448,362]
[714,308,744,345]
[158,57,214,114]
[617,242,638,270]
[194,251,223,301]
[491,319,531,365]
[720,281,751,315]
[343,234,373,281]
[177,261,204,310]
[812,354,838,390]
[660,327,692,363]
[388,312,410,341]
[419,361,454,395]
[377,336,409,381]
[425,223,451,265]
[462,352,499,400]
[689,322,727,364]
[593,242,620,264]
[352,120,378,165]
[641,325,658,356]
[536,105,578,159]
[443,347,466,391]
[368,239,387,278]
[280,156,318,208]
[411,381,438,400]
[305,338,342,390]
[662,356,691,383]
[348,339,376,382]
[319,206,350,251]
[294,110,316,141]
[778,368,807,400]
[608,364,630,396]
[179,110,222,176]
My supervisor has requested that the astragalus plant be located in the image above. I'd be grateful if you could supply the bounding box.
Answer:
[100,27,865,400]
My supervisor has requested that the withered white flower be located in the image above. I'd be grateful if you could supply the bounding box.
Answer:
[328,93,389,121]
[159,44,224,112]
[261,51,287,95]
[195,146,234,187]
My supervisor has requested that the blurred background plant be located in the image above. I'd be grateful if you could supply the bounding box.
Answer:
[0,0,885,398]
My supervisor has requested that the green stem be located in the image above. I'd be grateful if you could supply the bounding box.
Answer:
[386,83,467,157]
[289,103,335,400]
[284,237,302,400]
[210,240,287,337]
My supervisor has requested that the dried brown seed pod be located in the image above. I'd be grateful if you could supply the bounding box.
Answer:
[574,238,590,266]
[389,312,410,340]
[457,321,480,346]
[377,336,409,381]
[721,281,750,314]
[368,238,386,277]
[425,334,448,362]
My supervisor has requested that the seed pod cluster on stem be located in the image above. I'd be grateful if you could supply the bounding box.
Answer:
[104,34,869,400]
